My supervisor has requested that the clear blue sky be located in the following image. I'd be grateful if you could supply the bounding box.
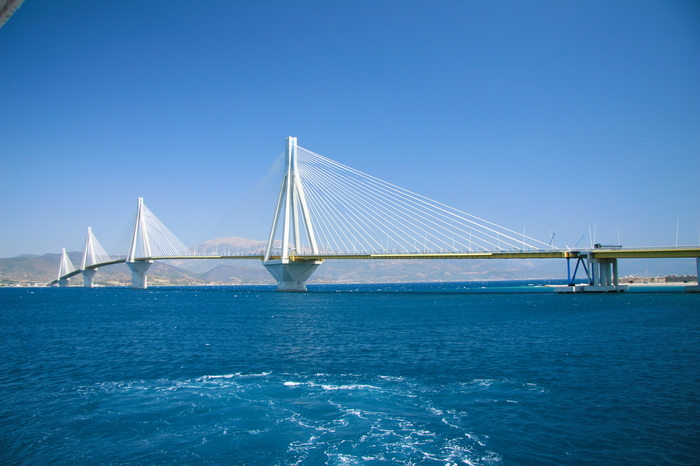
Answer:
[1,0,699,257]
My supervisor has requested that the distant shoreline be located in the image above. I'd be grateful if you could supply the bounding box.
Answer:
[619,275,697,286]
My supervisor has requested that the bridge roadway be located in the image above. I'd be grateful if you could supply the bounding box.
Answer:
[51,247,700,288]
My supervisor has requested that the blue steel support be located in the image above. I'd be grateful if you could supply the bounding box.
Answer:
[568,257,590,286]
[580,259,590,284]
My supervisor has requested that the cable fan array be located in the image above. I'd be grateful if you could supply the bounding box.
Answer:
[57,248,77,279]
[81,227,112,268]
[129,200,193,259]
[293,146,555,255]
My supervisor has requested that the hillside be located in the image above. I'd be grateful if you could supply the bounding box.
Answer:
[0,252,206,286]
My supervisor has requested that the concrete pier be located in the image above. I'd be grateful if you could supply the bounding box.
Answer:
[585,257,627,292]
[127,261,153,289]
[263,260,322,292]
[553,284,629,293]
[554,254,628,292]
[82,269,97,288]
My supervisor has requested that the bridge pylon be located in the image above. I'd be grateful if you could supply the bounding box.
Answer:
[57,247,75,287]
[263,137,322,291]
[80,227,111,287]
[127,197,153,289]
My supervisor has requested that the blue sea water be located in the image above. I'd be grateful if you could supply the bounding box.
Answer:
[0,281,698,465]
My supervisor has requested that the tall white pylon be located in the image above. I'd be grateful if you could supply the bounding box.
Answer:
[128,197,151,262]
[81,227,111,268]
[264,136,319,262]
[81,227,111,287]
[263,137,322,291]
[57,247,76,287]
[125,197,193,288]
[127,197,153,289]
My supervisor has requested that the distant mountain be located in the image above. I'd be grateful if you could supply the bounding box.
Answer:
[192,237,267,255]
[166,258,263,274]
[0,253,64,284]
[201,265,273,284]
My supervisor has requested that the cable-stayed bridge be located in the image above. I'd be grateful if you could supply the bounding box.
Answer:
[51,137,700,292]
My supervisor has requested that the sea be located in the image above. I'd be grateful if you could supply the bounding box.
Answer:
[1,280,698,465]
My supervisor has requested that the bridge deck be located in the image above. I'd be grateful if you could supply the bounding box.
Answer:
[50,247,699,285]
[585,248,700,259]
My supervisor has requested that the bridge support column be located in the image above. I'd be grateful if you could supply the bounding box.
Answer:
[58,278,70,287]
[586,257,626,292]
[555,256,627,293]
[128,261,153,289]
[82,269,97,288]
[264,260,322,292]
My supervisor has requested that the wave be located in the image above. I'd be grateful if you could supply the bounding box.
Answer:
[56,373,510,464]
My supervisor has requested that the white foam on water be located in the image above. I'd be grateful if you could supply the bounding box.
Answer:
[319,383,380,391]
[471,379,496,387]
[286,433,324,463]
[341,408,365,419]
[287,412,339,433]
[243,371,272,378]
[69,373,505,464]
[198,371,271,381]
[198,373,239,380]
